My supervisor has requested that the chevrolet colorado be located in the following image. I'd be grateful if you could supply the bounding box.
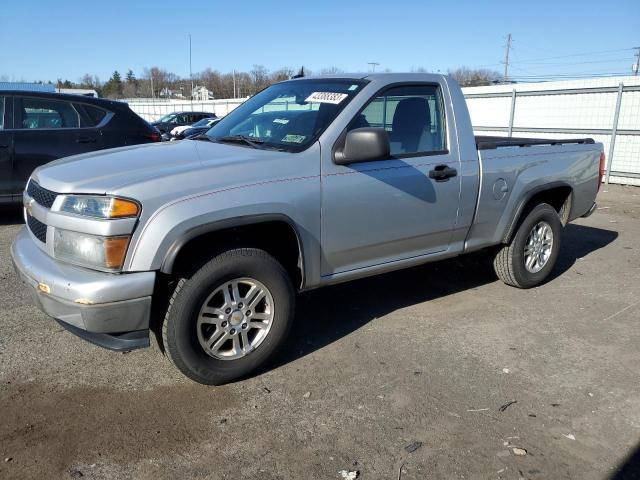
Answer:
[11,73,603,384]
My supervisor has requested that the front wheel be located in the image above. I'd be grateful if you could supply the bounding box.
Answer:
[493,203,562,288]
[162,248,295,385]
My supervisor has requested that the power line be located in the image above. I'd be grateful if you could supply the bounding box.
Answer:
[511,47,635,63]
[508,72,632,80]
[509,57,632,67]
[474,47,636,69]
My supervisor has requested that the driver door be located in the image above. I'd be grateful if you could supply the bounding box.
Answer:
[320,83,462,276]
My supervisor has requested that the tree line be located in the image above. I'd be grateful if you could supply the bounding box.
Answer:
[53,65,501,99]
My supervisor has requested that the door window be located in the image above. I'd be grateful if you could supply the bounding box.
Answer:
[348,85,446,156]
[73,103,107,127]
[20,97,80,129]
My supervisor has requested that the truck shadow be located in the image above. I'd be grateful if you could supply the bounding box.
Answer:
[611,441,640,479]
[269,223,618,371]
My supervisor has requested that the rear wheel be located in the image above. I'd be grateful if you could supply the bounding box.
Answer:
[162,248,295,385]
[493,203,562,288]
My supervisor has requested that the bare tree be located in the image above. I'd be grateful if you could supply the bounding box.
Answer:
[448,67,501,87]
[142,67,178,97]
[319,67,344,76]
[270,67,294,82]
[249,65,269,94]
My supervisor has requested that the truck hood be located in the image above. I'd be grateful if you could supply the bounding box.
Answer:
[32,140,283,194]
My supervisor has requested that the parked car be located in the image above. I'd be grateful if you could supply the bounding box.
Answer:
[151,111,213,134]
[169,116,217,138]
[171,117,221,140]
[12,74,603,385]
[0,91,160,203]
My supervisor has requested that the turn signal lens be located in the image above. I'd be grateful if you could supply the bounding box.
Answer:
[104,236,130,269]
[110,198,140,218]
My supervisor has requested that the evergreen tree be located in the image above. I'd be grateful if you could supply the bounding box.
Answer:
[103,70,124,98]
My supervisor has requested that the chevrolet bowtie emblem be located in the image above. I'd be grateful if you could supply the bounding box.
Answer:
[25,198,34,216]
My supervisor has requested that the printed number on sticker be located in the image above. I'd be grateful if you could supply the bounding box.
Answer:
[305,92,348,104]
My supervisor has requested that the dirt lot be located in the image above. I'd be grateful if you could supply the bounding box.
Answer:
[1,185,639,480]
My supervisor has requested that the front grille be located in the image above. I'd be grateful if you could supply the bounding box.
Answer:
[27,181,58,209]
[27,214,47,243]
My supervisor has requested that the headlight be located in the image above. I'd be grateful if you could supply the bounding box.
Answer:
[54,229,130,271]
[60,195,140,219]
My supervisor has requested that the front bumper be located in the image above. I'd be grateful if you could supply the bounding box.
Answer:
[11,227,156,350]
[581,201,598,218]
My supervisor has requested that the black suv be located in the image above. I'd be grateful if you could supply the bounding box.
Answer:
[0,91,160,203]
[151,111,215,134]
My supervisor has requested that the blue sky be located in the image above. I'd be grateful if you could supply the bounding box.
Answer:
[1,0,638,83]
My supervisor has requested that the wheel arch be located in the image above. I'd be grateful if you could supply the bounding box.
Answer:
[503,182,573,244]
[159,214,306,290]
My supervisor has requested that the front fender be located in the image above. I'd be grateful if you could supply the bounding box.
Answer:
[124,180,322,288]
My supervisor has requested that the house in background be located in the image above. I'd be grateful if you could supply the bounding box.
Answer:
[159,87,185,99]
[192,86,213,101]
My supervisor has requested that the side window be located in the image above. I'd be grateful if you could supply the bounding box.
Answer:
[20,97,80,129]
[0,96,5,130]
[349,85,446,156]
[176,114,189,123]
[73,103,107,127]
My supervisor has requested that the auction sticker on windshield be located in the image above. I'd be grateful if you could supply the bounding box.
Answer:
[282,134,306,143]
[305,92,348,104]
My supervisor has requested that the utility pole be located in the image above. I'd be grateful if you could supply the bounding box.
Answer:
[503,33,512,82]
[367,62,380,72]
[634,47,640,76]
[233,69,237,98]
[189,34,193,99]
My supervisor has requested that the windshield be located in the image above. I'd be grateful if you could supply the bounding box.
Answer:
[158,113,176,123]
[206,79,366,152]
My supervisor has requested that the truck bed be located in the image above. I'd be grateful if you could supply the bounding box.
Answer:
[464,137,602,253]
[476,135,594,150]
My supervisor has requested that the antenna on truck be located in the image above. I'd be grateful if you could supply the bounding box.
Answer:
[293,67,306,79]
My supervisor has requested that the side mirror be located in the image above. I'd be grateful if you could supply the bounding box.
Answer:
[334,127,390,165]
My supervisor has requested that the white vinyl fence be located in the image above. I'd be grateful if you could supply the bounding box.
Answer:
[125,98,248,122]
[462,76,640,186]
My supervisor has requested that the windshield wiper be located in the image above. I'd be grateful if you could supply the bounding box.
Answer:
[217,135,265,149]
[190,133,213,141]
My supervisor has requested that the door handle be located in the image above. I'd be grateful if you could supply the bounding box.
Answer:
[428,165,457,182]
[76,137,97,144]
[0,144,9,148]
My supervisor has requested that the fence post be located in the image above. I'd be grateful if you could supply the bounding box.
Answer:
[605,82,624,184]
[508,89,517,137]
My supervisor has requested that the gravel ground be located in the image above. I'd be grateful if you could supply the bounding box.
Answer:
[0,185,639,480]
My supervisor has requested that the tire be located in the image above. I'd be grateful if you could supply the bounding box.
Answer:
[162,248,295,385]
[493,203,562,288]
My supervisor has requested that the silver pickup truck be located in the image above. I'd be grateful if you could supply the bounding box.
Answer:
[11,73,603,384]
